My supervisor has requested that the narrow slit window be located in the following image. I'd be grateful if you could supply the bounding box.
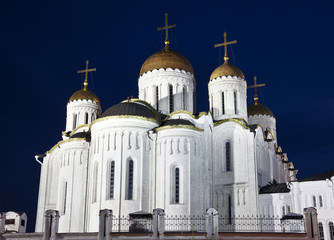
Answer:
[313,195,317,207]
[228,195,232,224]
[183,87,187,110]
[319,223,324,240]
[127,160,134,200]
[85,113,89,124]
[222,92,225,114]
[175,168,180,204]
[282,206,285,216]
[73,114,77,129]
[226,142,231,171]
[319,195,323,207]
[234,91,237,114]
[169,84,174,112]
[156,86,159,111]
[109,161,115,199]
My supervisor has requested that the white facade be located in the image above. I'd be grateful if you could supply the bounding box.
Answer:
[35,44,298,234]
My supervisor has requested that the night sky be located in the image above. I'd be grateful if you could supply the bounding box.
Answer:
[1,0,334,232]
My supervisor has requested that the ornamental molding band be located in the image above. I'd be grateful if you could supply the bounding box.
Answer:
[140,67,195,77]
[154,124,204,132]
[164,110,196,120]
[139,72,194,87]
[46,138,86,154]
[209,81,247,92]
[70,124,90,136]
[214,118,249,129]
[209,75,245,83]
[90,115,159,126]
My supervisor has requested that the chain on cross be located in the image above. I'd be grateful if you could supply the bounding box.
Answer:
[77,60,97,90]
[214,32,237,62]
[157,13,176,46]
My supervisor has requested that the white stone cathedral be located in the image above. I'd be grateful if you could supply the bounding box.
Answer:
[34,28,298,233]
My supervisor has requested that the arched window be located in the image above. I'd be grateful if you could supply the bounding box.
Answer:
[313,195,317,207]
[91,113,95,122]
[156,86,159,111]
[222,92,225,114]
[92,162,98,203]
[175,168,180,204]
[286,205,291,214]
[127,160,134,200]
[85,113,89,124]
[109,161,115,199]
[234,91,237,114]
[319,223,324,240]
[330,222,334,240]
[319,195,323,207]
[282,206,285,216]
[169,84,174,112]
[228,195,232,224]
[226,142,231,171]
[73,113,77,129]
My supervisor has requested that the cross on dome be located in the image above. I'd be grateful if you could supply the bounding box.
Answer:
[157,13,176,46]
[248,76,266,104]
[77,60,97,91]
[214,32,237,62]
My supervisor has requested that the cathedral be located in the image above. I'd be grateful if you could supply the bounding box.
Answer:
[34,16,298,232]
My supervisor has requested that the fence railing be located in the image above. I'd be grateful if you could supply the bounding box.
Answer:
[218,215,305,233]
[164,215,206,232]
[109,214,304,233]
[111,216,153,232]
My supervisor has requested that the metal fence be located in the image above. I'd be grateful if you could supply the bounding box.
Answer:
[111,216,153,232]
[218,215,305,233]
[164,215,206,232]
[110,214,305,233]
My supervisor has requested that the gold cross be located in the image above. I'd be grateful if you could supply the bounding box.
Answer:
[214,32,237,62]
[248,76,265,104]
[157,13,176,46]
[77,60,96,90]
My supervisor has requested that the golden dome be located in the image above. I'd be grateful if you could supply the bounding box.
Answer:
[248,102,274,117]
[140,45,194,76]
[210,60,245,81]
[69,88,100,104]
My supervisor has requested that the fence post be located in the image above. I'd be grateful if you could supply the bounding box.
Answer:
[43,210,59,240]
[0,212,5,234]
[98,209,113,240]
[206,208,218,237]
[304,207,319,240]
[153,208,164,239]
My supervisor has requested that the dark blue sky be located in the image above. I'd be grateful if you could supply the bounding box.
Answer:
[1,0,334,232]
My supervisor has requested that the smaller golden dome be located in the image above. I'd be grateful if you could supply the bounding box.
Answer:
[248,102,274,117]
[69,88,100,104]
[210,60,244,81]
[140,45,194,76]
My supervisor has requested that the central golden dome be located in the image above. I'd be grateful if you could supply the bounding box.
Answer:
[210,60,245,81]
[140,45,194,76]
